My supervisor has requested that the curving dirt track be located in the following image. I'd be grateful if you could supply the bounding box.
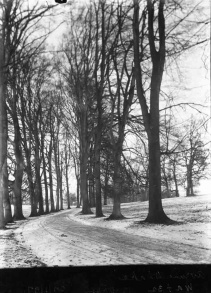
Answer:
[16,209,211,266]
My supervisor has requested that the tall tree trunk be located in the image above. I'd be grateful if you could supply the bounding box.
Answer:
[80,111,92,214]
[23,136,37,217]
[54,141,60,211]
[43,152,49,214]
[174,174,179,197]
[65,151,70,209]
[28,166,38,217]
[186,163,190,196]
[89,179,95,208]
[93,1,105,218]
[53,121,60,212]
[56,172,59,212]
[72,146,80,208]
[103,157,109,205]
[3,163,12,224]
[80,153,92,214]
[146,57,170,222]
[162,160,170,197]
[172,160,179,197]
[20,87,37,217]
[40,119,49,214]
[49,114,55,213]
[147,134,167,221]
[88,155,95,208]
[59,155,63,210]
[186,163,194,196]
[109,150,124,220]
[35,140,44,215]
[79,190,82,207]
[2,80,12,223]
[13,115,25,221]
[145,70,170,221]
[133,0,171,223]
[48,144,55,212]
[94,128,103,216]
[190,178,194,196]
[0,36,6,227]
[76,175,80,208]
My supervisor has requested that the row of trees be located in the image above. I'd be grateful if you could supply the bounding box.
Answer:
[57,0,209,221]
[0,0,62,227]
[0,0,209,229]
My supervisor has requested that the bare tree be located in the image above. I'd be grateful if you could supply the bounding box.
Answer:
[1,0,55,221]
[0,31,5,228]
[61,7,97,215]
[105,3,135,219]
[181,119,210,196]
[133,0,209,223]
[133,0,171,223]
[92,1,106,217]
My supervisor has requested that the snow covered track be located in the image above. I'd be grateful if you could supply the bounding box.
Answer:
[0,221,46,268]
[15,203,211,266]
[0,195,210,267]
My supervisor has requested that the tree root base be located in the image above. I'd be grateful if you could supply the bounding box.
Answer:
[95,214,105,218]
[143,213,177,225]
[80,209,93,215]
[13,216,26,221]
[106,214,126,221]
[4,219,13,225]
[29,214,39,218]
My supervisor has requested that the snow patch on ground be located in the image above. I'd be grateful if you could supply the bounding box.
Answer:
[0,194,210,267]
[67,194,211,250]
[0,219,46,268]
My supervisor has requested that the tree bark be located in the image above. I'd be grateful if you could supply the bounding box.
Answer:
[54,142,60,211]
[2,66,12,224]
[186,165,194,196]
[80,152,92,214]
[94,143,103,215]
[80,109,92,214]
[3,162,13,224]
[49,113,55,213]
[19,85,38,217]
[88,152,95,208]
[76,175,80,208]
[65,150,70,209]
[172,158,179,197]
[103,156,109,205]
[12,113,25,221]
[48,143,55,212]
[23,137,37,217]
[72,148,80,208]
[93,1,105,218]
[43,151,49,214]
[108,150,124,220]
[133,0,171,223]
[27,163,38,217]
[0,36,6,228]
[88,179,95,208]
[34,136,44,215]
[37,129,44,216]
[59,154,63,210]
